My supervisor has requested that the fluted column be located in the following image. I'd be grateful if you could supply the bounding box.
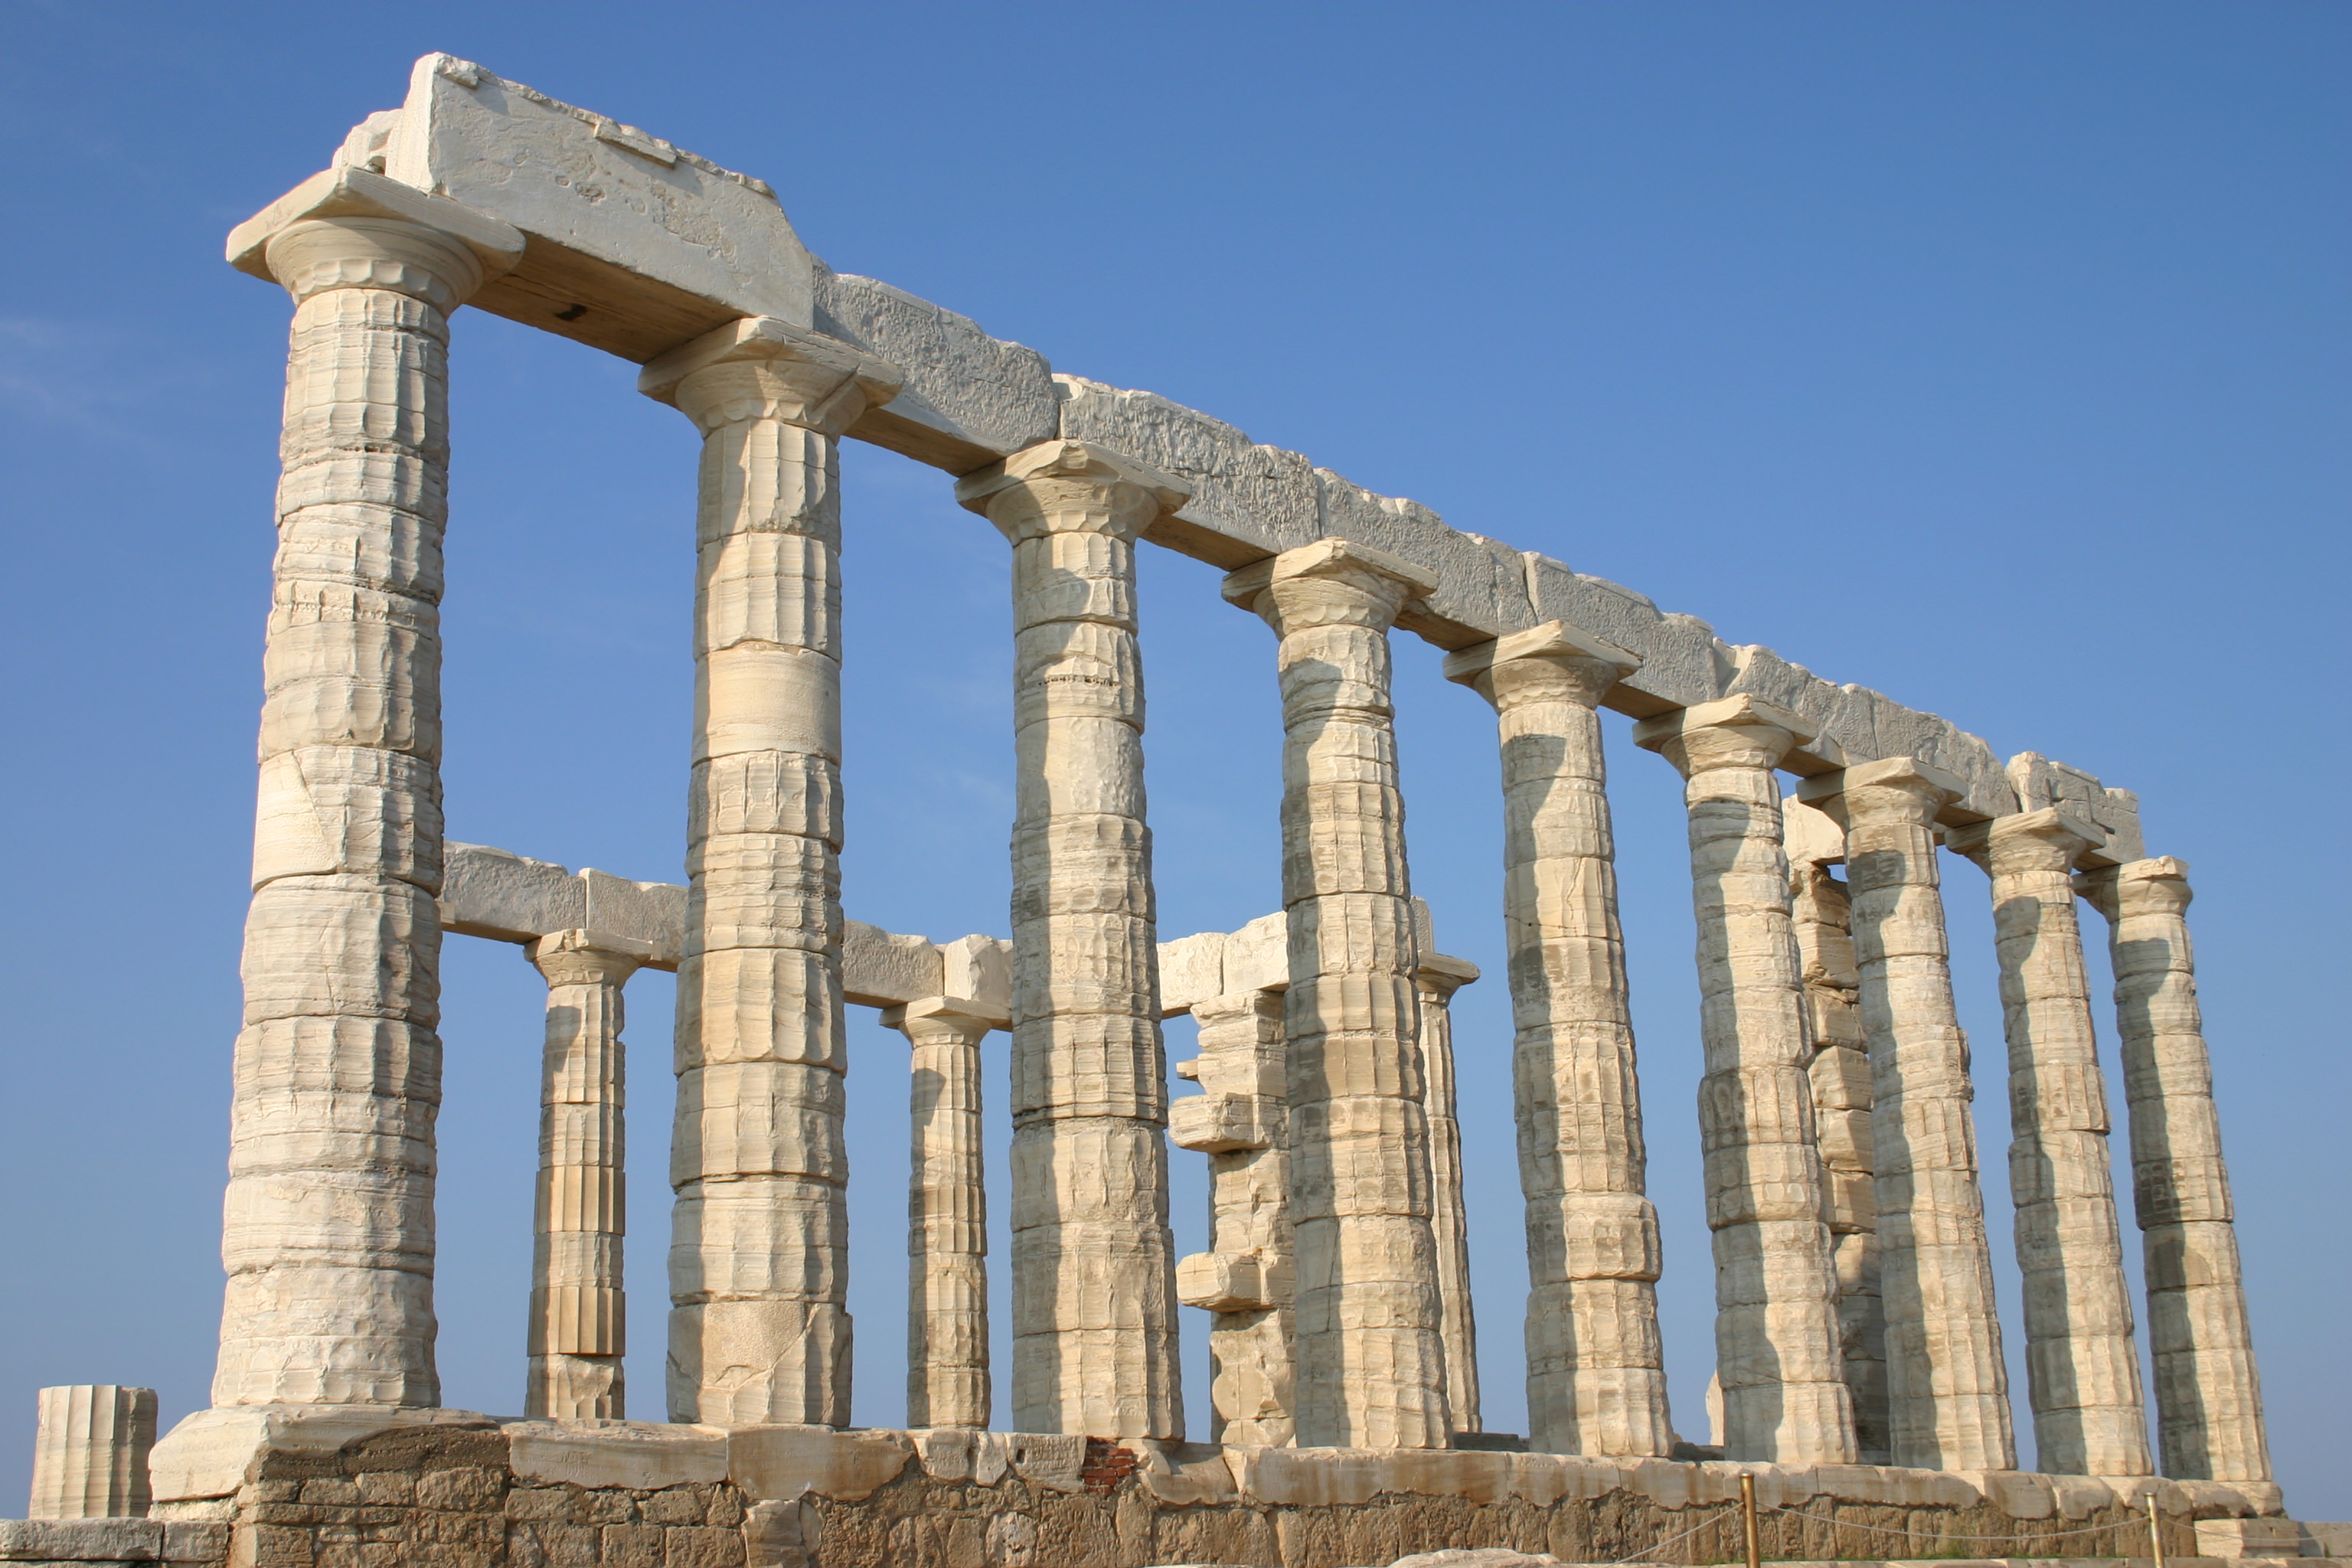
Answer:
[884,997,1000,1432]
[1416,956,1483,1436]
[1633,695,1857,1465]
[1173,988,1295,1446]
[1223,537,1451,1452]
[1953,808,2151,1477]
[1783,810,1892,1462]
[524,929,649,1419]
[1447,622,1671,1458]
[1804,760,2014,1471]
[29,1387,156,1519]
[2079,858,2269,1482]
[217,172,521,1406]
[956,439,1189,1439]
[640,316,902,1426]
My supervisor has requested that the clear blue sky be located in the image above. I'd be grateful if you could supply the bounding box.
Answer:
[2,0,2344,1517]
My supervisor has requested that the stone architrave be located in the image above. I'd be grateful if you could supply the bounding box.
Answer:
[218,170,522,1406]
[1444,622,1672,1459]
[28,1387,157,1520]
[1223,537,1452,1452]
[884,996,1002,1432]
[640,316,903,1427]
[1632,695,1858,1465]
[1952,808,2152,1478]
[1802,760,2014,1472]
[1416,955,1484,1436]
[1782,797,1891,1464]
[524,929,652,1419]
[956,439,1190,1440]
[2079,857,2271,1484]
[1173,988,1297,1446]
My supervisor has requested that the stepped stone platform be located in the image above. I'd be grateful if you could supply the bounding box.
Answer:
[0,1407,2291,1568]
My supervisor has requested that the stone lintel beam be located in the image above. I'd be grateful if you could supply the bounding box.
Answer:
[437,844,1021,1012]
[331,56,2119,825]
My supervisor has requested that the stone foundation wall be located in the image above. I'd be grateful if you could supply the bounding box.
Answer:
[0,1408,2273,1568]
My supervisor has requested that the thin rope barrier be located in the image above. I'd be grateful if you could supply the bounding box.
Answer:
[1769,1502,2153,1545]
[1611,1506,1746,1564]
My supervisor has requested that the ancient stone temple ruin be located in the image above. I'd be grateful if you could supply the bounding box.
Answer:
[2,53,2336,1568]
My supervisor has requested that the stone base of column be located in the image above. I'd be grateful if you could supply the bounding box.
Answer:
[134,1407,2287,1568]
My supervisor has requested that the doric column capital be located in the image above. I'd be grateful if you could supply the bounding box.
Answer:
[2078,855,2194,923]
[1632,693,1817,779]
[1441,619,1641,712]
[639,316,903,436]
[1946,806,2107,874]
[954,439,1188,544]
[882,995,1011,1039]
[229,166,524,311]
[1414,951,1480,1003]
[1797,756,1972,831]
[1221,537,1439,635]
[528,928,655,988]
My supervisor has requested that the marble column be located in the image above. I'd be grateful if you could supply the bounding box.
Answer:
[1447,622,1671,1458]
[1416,955,1484,1436]
[1952,808,2151,1477]
[1173,988,1295,1446]
[524,929,650,1419]
[218,174,521,1406]
[1803,760,2014,1472]
[28,1387,155,1520]
[884,996,1000,1432]
[1782,800,1891,1464]
[956,439,1189,1439]
[639,317,902,1426]
[1223,537,1452,1452]
[1633,695,1857,1465]
[2079,857,2269,1483]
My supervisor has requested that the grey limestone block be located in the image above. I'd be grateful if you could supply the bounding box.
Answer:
[1723,646,2011,813]
[0,1517,176,1561]
[383,54,816,362]
[2010,753,2145,863]
[582,867,686,962]
[1054,376,1320,567]
[817,269,1058,472]
[441,841,585,944]
[1523,554,1725,715]
[1315,470,1536,649]
[843,920,946,1008]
